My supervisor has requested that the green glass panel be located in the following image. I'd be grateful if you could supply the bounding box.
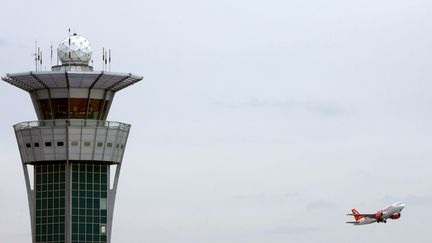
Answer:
[47,199,53,208]
[80,173,86,181]
[70,163,109,242]
[94,174,100,183]
[34,163,66,243]
[40,225,46,234]
[79,223,85,232]
[72,172,78,181]
[59,198,65,207]
[72,198,78,207]
[72,223,78,233]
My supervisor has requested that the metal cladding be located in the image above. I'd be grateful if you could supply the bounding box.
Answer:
[2,71,142,92]
[15,120,130,164]
[2,34,143,243]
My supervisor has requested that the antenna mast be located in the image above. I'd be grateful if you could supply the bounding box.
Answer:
[68,28,71,68]
[108,49,111,72]
[102,47,105,71]
[50,44,53,68]
[37,47,40,71]
[34,41,37,71]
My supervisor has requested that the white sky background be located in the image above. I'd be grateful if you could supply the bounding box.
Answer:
[1,0,432,242]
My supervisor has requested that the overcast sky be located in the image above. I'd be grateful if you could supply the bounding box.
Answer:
[1,0,432,242]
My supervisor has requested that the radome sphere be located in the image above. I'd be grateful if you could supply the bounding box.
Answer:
[58,34,92,65]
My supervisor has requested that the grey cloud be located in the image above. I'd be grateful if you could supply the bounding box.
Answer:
[211,97,346,117]
[381,195,432,206]
[306,200,338,210]
[0,38,9,46]
[268,226,320,235]
[406,195,432,206]
[234,192,300,200]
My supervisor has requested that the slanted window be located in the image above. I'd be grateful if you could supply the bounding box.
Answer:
[120,144,124,149]
[57,141,64,147]
[26,143,31,148]
[45,142,52,147]
[34,143,40,148]
[69,98,87,119]
[39,98,109,120]
[87,99,104,120]
[116,144,120,149]
[107,143,113,148]
[50,98,68,119]
[39,99,52,119]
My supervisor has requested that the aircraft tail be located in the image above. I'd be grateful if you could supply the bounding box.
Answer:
[351,209,363,221]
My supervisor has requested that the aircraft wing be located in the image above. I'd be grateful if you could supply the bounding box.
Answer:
[347,213,376,218]
[346,221,359,224]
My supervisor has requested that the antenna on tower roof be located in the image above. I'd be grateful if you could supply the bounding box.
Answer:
[102,47,105,71]
[56,47,59,66]
[105,49,108,71]
[68,28,71,68]
[109,49,111,72]
[50,44,53,68]
[34,41,37,71]
[37,47,40,71]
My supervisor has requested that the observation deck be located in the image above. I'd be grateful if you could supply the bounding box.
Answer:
[2,71,143,120]
[14,119,130,165]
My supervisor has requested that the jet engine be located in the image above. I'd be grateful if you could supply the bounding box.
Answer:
[375,212,383,221]
[391,213,401,219]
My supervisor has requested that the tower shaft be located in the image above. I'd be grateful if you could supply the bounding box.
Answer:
[15,119,129,243]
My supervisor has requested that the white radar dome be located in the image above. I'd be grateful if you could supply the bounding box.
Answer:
[58,34,92,65]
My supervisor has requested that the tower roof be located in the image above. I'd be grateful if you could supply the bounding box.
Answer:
[2,71,143,92]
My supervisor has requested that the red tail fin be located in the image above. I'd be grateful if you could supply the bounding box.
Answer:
[352,209,363,221]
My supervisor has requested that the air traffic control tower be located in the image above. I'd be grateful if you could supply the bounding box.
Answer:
[2,34,142,243]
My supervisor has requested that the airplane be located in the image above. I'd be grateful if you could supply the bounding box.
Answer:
[346,202,405,225]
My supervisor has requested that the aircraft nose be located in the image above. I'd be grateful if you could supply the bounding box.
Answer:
[400,204,405,209]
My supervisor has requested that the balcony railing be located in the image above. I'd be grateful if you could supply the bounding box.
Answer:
[14,119,131,132]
